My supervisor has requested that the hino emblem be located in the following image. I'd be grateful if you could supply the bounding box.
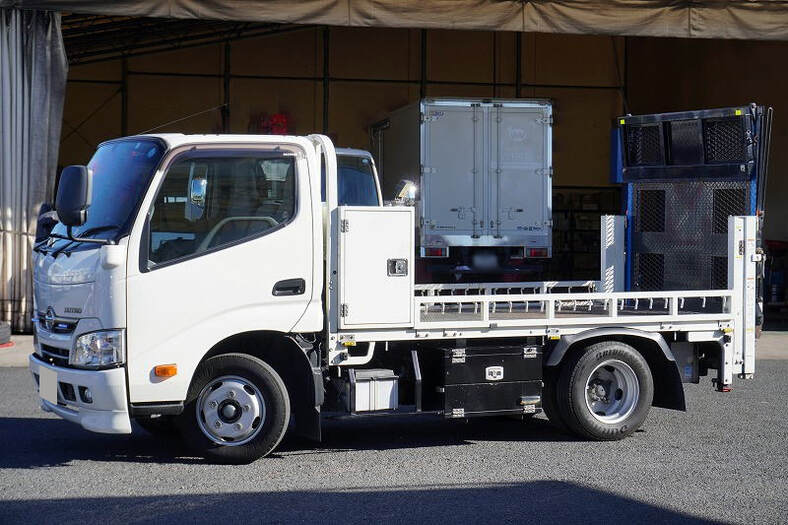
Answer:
[44,307,56,331]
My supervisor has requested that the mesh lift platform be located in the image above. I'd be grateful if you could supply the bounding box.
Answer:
[611,104,772,293]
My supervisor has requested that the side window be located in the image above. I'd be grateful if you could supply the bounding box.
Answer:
[148,152,296,266]
[337,155,379,206]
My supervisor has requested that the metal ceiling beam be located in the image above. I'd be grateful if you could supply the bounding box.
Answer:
[62,16,307,66]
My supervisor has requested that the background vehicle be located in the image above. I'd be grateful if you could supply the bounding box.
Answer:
[29,133,758,464]
[373,98,553,278]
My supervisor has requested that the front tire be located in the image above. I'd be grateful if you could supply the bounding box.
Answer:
[557,341,654,440]
[179,353,290,464]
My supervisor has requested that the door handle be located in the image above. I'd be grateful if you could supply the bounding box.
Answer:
[272,278,306,296]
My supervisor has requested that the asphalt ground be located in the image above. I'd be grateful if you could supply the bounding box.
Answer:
[1,356,786,524]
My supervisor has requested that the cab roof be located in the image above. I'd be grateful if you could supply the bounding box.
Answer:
[126,133,317,150]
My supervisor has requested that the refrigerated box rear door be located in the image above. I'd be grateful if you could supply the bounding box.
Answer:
[487,104,552,242]
[421,102,482,239]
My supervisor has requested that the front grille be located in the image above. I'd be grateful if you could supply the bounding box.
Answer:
[36,312,78,334]
[39,344,69,367]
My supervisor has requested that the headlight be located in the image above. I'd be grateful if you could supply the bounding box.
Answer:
[70,330,125,369]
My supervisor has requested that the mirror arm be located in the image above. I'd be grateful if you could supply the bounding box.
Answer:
[65,225,115,245]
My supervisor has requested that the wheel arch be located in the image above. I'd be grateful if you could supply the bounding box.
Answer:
[201,330,323,440]
[546,327,685,411]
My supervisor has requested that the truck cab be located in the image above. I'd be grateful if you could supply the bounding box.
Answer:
[32,134,327,439]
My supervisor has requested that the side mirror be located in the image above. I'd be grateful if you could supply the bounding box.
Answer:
[190,176,207,208]
[393,179,418,206]
[55,165,91,227]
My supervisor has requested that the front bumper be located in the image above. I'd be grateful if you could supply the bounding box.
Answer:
[29,354,132,434]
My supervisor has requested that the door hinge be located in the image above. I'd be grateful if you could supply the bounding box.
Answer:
[340,219,350,233]
[340,303,349,317]
[451,347,466,364]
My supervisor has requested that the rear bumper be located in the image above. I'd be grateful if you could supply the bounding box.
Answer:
[29,354,132,434]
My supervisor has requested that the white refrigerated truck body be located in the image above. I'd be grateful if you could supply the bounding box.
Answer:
[379,98,553,256]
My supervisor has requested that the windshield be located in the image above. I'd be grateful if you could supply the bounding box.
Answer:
[321,154,380,206]
[51,138,165,241]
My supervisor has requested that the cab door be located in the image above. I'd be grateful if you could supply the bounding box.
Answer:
[125,143,316,403]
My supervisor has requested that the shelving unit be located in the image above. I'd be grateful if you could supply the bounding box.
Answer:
[548,186,621,281]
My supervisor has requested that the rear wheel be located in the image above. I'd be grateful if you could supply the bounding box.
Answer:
[179,353,290,464]
[557,341,654,440]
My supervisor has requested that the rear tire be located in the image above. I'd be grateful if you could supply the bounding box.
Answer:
[179,353,290,464]
[557,341,654,440]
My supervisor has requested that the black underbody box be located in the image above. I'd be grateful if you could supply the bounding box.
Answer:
[422,345,543,418]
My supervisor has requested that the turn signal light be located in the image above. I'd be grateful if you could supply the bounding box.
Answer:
[154,364,178,378]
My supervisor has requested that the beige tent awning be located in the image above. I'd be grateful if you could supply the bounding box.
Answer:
[2,0,788,41]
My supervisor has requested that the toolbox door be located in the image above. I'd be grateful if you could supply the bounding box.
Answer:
[338,206,414,328]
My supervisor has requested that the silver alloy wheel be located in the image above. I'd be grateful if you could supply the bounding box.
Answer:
[584,359,640,424]
[196,375,266,446]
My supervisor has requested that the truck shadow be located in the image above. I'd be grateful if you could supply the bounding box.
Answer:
[1,481,715,524]
[0,414,579,468]
[279,414,581,455]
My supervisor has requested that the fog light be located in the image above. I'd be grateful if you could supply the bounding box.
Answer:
[79,386,93,404]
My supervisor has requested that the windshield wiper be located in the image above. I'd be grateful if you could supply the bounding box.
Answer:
[73,224,120,241]
[34,225,119,257]
[32,232,72,254]
[57,225,119,255]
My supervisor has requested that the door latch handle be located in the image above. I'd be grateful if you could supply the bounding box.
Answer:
[272,278,306,296]
[387,259,408,276]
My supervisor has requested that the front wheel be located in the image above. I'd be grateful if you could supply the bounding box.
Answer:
[557,341,654,440]
[179,353,290,464]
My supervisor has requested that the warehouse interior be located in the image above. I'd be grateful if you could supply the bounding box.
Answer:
[59,17,788,325]
[2,3,788,331]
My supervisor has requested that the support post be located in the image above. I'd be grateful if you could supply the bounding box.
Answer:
[322,27,330,133]
[515,33,522,98]
[222,41,231,132]
[121,57,128,135]
[420,29,427,98]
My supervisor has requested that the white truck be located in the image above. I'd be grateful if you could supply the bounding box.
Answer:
[375,98,552,273]
[30,133,758,464]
